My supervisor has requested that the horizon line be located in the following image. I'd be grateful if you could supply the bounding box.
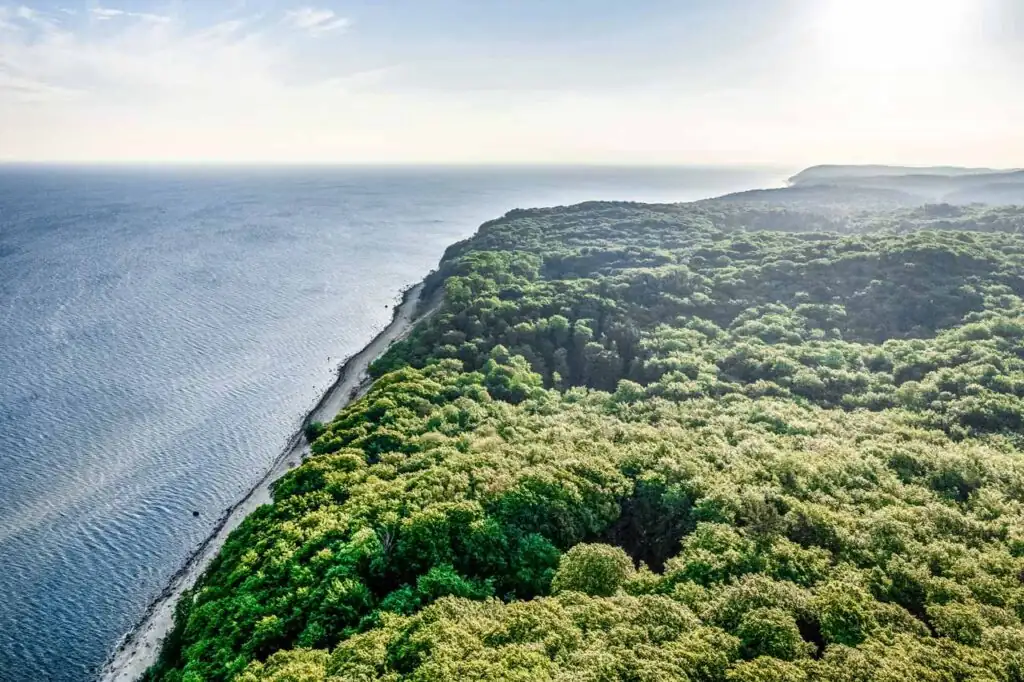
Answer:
[0,159,795,169]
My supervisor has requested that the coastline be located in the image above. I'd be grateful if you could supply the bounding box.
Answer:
[98,281,432,682]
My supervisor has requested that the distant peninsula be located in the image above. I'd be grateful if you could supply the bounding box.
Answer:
[789,164,1024,206]
[789,164,1005,184]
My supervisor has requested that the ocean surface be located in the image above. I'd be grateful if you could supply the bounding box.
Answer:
[0,165,783,681]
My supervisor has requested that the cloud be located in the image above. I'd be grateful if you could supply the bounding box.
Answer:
[90,7,124,19]
[1,5,66,36]
[90,6,170,24]
[284,7,349,35]
[0,7,267,105]
[0,3,367,111]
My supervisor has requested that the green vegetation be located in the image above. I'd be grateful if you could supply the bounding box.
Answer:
[304,421,327,444]
[150,195,1024,681]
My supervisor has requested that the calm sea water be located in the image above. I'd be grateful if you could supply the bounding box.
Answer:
[0,165,782,681]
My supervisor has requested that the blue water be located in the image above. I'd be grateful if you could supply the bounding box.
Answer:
[0,165,782,681]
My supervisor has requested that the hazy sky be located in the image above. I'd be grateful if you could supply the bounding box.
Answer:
[0,0,1021,165]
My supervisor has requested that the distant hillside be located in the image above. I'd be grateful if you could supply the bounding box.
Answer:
[790,164,1002,185]
[946,181,1024,205]
[787,166,1024,205]
[702,184,922,213]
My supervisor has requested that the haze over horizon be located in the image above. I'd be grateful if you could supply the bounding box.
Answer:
[1,0,1022,166]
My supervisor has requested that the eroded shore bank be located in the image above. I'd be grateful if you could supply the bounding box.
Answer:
[98,281,432,682]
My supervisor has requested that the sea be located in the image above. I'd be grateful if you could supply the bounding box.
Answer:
[0,165,783,681]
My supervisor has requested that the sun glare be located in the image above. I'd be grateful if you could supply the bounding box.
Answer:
[812,0,978,71]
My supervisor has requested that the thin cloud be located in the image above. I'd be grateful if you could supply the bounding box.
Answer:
[90,6,171,24]
[0,5,360,108]
[4,5,66,35]
[284,7,349,36]
[90,7,125,19]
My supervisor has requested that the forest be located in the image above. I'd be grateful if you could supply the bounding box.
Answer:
[149,193,1024,681]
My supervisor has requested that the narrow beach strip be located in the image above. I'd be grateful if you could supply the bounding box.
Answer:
[98,282,429,682]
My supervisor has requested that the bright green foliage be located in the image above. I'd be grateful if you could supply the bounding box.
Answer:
[812,582,878,647]
[727,657,808,682]
[244,594,732,682]
[551,543,634,597]
[150,197,1024,681]
[736,608,812,661]
[236,649,328,682]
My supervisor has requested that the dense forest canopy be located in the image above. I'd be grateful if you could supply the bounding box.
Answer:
[149,188,1024,682]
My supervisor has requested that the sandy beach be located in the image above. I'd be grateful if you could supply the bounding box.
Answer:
[98,281,432,682]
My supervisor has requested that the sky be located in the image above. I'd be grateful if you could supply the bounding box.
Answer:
[0,0,1021,165]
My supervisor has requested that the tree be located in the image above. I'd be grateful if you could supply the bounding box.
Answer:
[551,543,635,597]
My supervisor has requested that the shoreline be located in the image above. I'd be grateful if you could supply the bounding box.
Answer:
[97,281,432,682]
